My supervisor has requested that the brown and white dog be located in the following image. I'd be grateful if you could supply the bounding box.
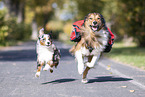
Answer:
[70,13,109,83]
[35,28,61,78]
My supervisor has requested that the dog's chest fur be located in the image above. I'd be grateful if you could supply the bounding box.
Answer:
[81,29,108,56]
[36,41,54,62]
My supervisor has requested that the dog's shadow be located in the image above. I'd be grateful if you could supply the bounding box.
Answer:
[41,78,77,85]
[88,76,132,83]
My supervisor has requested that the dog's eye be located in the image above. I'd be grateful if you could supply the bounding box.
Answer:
[97,18,100,19]
[41,38,45,42]
[89,18,93,20]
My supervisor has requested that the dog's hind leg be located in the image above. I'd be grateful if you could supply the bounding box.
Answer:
[82,66,90,83]
[49,65,54,73]
[43,61,53,73]
[82,56,92,83]
[35,62,44,78]
[49,61,54,73]
[49,67,53,73]
[69,45,76,54]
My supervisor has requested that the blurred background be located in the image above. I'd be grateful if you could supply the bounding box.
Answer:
[0,0,144,68]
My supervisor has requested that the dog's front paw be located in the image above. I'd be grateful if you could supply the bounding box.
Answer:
[35,72,40,78]
[86,62,94,68]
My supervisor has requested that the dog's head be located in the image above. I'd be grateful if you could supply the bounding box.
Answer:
[38,28,52,47]
[84,13,105,32]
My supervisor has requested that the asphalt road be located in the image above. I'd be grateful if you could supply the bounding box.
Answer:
[0,41,145,97]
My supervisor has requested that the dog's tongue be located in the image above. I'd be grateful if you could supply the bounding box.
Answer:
[92,26,98,31]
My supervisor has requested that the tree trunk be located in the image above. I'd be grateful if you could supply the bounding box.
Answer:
[17,1,25,23]
[3,0,11,18]
[4,0,25,23]
[31,18,38,40]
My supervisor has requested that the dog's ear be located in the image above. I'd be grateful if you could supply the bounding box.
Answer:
[39,28,44,36]
[99,14,106,25]
[84,13,91,23]
[49,30,53,39]
[84,15,88,23]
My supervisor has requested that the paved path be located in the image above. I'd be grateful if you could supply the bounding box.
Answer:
[0,41,145,97]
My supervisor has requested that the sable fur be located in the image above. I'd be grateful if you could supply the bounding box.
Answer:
[70,13,109,83]
[70,13,109,54]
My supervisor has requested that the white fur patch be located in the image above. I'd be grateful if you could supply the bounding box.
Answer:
[75,29,109,75]
[86,54,100,68]
[80,29,108,56]
[43,64,51,71]
[75,50,85,75]
[81,78,88,84]
[36,42,54,63]
[35,72,40,78]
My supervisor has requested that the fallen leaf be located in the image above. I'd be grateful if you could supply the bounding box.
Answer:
[130,90,135,93]
[109,72,112,74]
[121,86,127,88]
[107,67,111,70]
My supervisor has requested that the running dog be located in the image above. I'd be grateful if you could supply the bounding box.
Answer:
[35,28,61,78]
[70,13,109,83]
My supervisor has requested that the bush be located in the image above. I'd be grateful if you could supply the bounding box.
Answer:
[0,9,8,45]
[63,22,72,36]
[46,20,63,39]
[0,9,32,46]
[6,18,32,41]
[58,22,72,42]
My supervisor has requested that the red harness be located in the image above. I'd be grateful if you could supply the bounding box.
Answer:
[70,20,114,45]
[70,20,84,41]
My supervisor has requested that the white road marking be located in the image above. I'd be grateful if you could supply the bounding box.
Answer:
[9,88,18,96]
[99,62,145,90]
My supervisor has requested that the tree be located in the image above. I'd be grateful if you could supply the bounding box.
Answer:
[26,0,55,40]
[3,0,25,23]
[101,0,145,47]
[74,0,104,20]
[121,0,145,47]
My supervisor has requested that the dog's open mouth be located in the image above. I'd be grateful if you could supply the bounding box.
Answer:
[46,44,50,46]
[90,25,99,31]
[46,44,51,46]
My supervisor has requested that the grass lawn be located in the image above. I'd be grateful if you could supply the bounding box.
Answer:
[104,42,145,70]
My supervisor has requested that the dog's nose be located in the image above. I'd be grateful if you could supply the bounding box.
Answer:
[93,21,97,25]
[47,42,50,45]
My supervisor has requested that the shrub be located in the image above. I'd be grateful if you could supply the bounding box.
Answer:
[6,18,32,41]
[0,8,32,46]
[45,20,63,39]
[0,9,8,45]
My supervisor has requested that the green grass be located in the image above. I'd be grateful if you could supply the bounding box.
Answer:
[105,42,145,70]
